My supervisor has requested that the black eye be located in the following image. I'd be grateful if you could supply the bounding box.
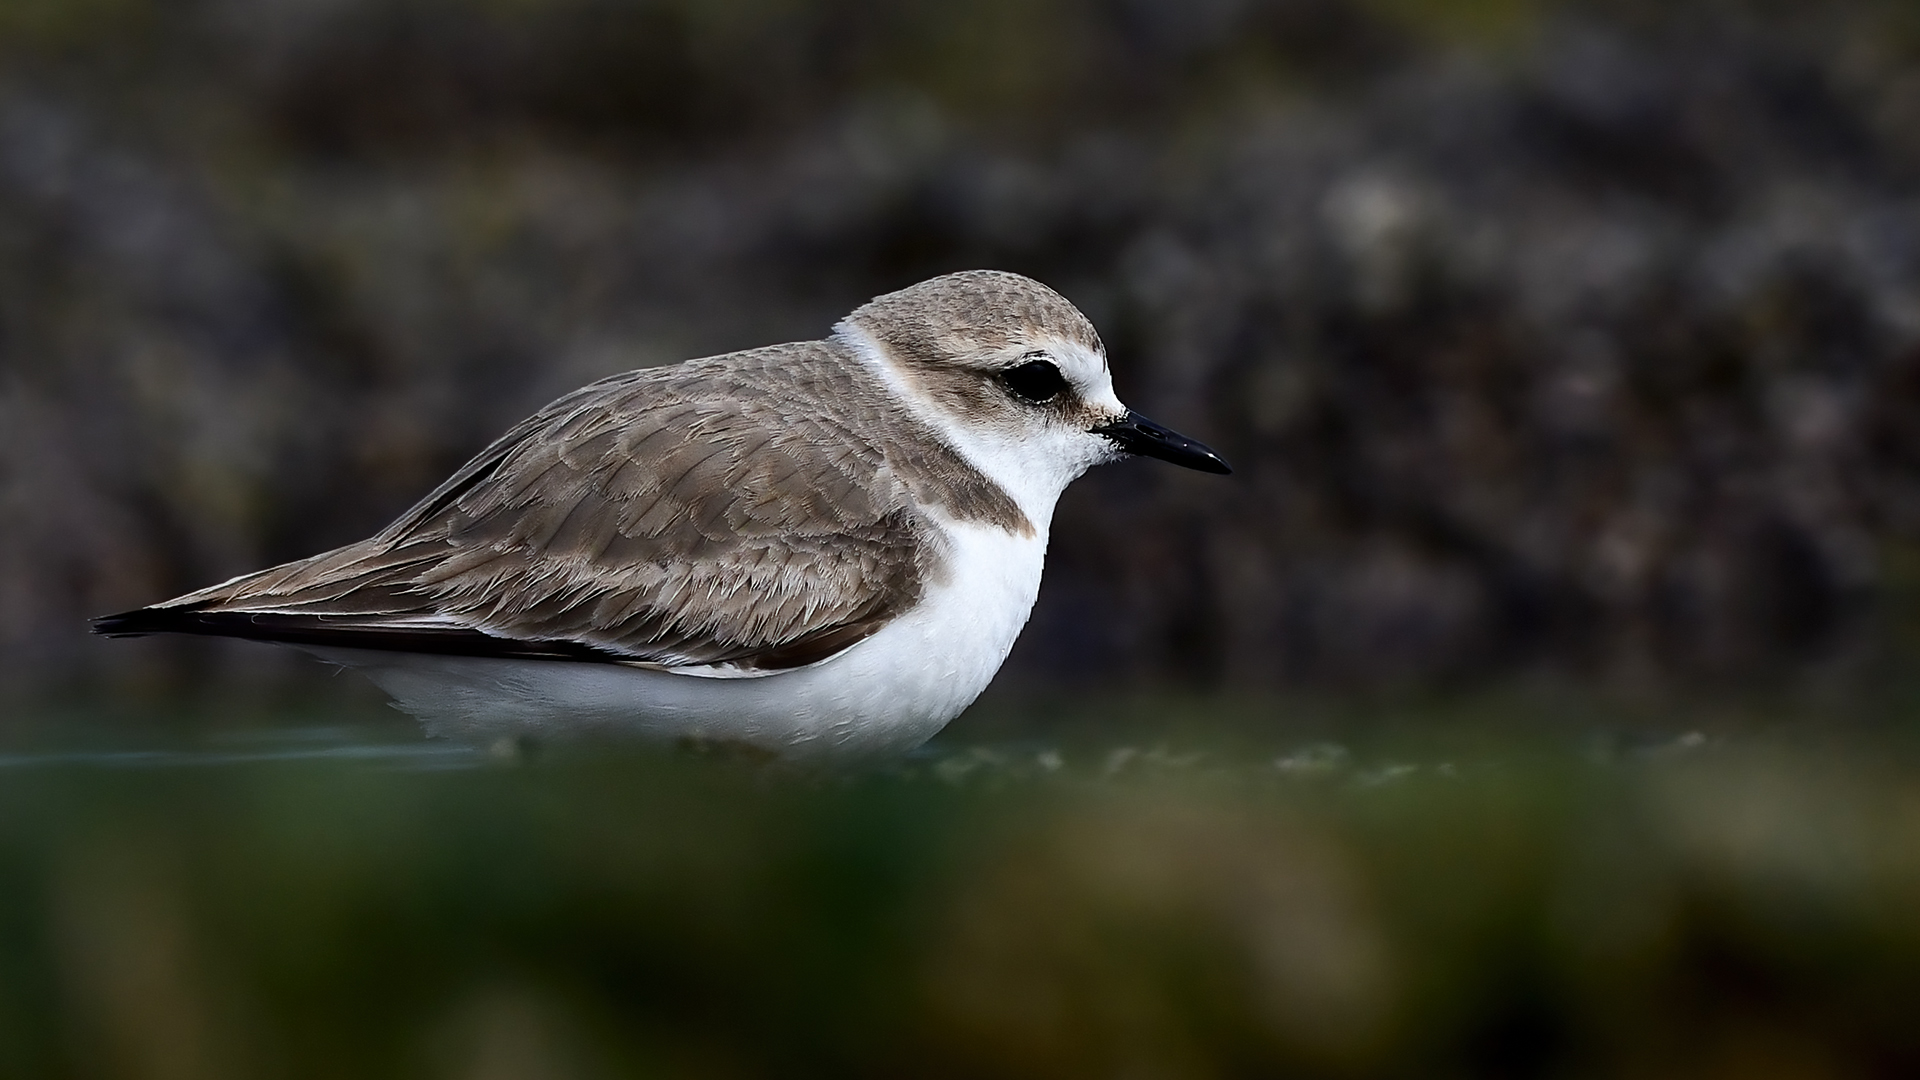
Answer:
[1001,358,1067,403]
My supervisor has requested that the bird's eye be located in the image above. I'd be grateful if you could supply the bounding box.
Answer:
[1001,358,1067,403]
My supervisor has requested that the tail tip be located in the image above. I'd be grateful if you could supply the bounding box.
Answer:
[91,608,171,637]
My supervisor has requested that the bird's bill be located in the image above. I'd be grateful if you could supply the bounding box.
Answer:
[1092,411,1232,474]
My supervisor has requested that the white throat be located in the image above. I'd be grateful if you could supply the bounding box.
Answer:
[836,326,1090,532]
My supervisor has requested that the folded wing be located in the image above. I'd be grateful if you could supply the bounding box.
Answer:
[93,343,939,673]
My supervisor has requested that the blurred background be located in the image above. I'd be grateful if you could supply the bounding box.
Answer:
[9,0,1920,705]
[9,3,1920,1077]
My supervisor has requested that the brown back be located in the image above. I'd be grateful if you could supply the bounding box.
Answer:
[115,339,1029,669]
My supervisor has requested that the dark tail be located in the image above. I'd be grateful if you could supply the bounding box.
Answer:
[91,605,215,637]
[90,604,630,663]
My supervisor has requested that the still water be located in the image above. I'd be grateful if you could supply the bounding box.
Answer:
[1,689,1916,1076]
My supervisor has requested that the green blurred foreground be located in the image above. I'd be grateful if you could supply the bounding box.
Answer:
[2,715,1919,1078]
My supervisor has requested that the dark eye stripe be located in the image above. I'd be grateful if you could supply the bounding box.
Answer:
[1002,359,1067,403]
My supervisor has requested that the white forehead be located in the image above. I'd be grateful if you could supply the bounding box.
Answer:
[1039,336,1124,414]
[1038,336,1106,377]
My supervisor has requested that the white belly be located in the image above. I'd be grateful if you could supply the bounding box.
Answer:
[308,520,1046,759]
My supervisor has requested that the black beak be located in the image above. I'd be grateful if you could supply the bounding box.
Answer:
[1092,411,1232,475]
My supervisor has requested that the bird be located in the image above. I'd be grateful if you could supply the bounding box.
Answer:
[94,271,1230,758]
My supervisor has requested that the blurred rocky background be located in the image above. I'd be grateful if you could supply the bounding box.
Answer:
[6,0,1920,699]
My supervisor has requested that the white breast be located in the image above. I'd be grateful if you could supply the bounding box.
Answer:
[311,517,1048,758]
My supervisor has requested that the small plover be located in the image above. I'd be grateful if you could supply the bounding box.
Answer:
[95,271,1230,757]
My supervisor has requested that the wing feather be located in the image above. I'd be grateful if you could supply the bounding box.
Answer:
[93,341,1015,671]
